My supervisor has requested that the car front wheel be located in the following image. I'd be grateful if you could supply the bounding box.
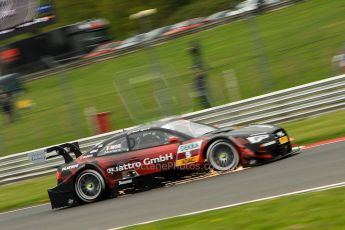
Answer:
[207,140,240,171]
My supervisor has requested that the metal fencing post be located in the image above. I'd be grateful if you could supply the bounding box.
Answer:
[246,14,272,92]
[130,9,173,118]
[223,69,241,102]
[42,57,82,138]
[59,67,82,138]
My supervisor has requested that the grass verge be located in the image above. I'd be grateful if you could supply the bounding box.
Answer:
[0,175,55,212]
[124,186,345,230]
[0,109,344,212]
[281,109,345,145]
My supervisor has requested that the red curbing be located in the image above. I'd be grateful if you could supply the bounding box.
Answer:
[301,136,345,150]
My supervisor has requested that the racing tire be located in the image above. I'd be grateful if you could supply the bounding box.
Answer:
[75,169,105,203]
[206,140,239,171]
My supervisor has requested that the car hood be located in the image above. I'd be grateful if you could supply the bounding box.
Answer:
[207,124,280,137]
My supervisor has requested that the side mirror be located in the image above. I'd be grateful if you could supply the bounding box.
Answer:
[168,136,181,144]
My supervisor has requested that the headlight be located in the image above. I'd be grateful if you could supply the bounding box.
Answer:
[247,134,269,143]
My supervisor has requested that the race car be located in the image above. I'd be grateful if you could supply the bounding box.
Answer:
[46,119,300,209]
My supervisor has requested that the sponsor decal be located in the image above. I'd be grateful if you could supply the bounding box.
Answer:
[177,141,202,153]
[106,144,121,151]
[82,154,93,159]
[28,150,46,164]
[62,164,79,171]
[107,153,174,174]
[90,149,98,154]
[143,153,173,165]
[118,179,133,185]
[175,141,202,166]
[104,144,126,154]
[107,161,141,174]
[175,156,200,167]
[185,151,192,158]
[278,136,289,144]
[104,149,126,154]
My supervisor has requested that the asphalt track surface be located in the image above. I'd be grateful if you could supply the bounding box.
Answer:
[1,141,345,230]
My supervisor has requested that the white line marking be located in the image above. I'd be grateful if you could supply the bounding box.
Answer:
[0,203,49,215]
[109,181,345,230]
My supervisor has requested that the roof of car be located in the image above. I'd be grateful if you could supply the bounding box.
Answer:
[130,117,192,133]
[101,118,187,143]
[128,120,174,133]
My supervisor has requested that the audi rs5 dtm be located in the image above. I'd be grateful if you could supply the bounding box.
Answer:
[32,119,300,209]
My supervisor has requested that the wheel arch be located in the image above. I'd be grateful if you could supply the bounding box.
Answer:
[203,136,238,159]
[203,136,244,166]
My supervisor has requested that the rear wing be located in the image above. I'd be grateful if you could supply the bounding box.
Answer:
[28,142,82,164]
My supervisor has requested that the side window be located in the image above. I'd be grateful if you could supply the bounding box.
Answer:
[128,130,175,150]
[98,136,129,156]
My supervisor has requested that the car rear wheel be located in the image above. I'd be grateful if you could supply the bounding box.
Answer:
[207,140,239,171]
[75,169,105,203]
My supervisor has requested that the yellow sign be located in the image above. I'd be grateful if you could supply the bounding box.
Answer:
[16,99,33,109]
[279,136,289,144]
[175,156,200,166]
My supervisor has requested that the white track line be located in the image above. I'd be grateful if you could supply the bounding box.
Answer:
[109,181,345,230]
[0,203,48,215]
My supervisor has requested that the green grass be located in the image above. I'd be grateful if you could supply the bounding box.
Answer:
[124,186,345,230]
[0,175,55,212]
[281,110,345,145]
[1,0,345,156]
[0,109,344,213]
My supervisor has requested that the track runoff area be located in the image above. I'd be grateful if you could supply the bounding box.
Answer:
[109,136,345,230]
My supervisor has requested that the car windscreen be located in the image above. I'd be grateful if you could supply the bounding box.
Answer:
[161,120,216,138]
